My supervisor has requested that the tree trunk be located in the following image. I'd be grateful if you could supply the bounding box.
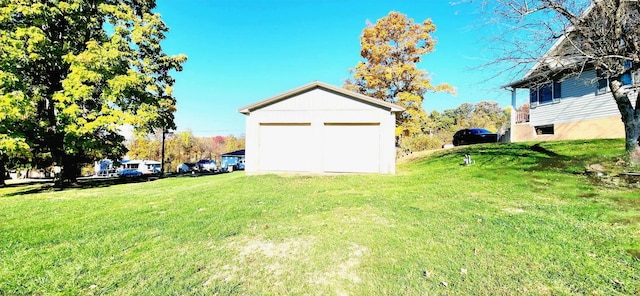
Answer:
[610,79,640,163]
[0,156,6,187]
[61,154,80,184]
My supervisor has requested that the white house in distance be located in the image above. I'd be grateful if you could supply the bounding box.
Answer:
[238,81,404,175]
[505,18,639,142]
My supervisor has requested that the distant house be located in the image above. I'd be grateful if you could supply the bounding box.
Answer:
[119,159,161,175]
[94,159,117,176]
[221,149,245,171]
[238,81,404,174]
[505,13,639,142]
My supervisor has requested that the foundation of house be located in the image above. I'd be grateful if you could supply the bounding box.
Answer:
[511,115,624,142]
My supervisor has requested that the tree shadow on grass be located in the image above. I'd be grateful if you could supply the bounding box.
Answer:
[449,142,599,174]
[438,142,571,172]
[1,176,158,197]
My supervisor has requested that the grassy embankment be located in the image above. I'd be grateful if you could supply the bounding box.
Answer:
[1,139,639,295]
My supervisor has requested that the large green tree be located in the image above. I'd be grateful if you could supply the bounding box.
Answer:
[346,11,455,137]
[0,0,186,183]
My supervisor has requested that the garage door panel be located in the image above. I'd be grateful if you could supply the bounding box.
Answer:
[323,123,380,173]
[259,123,312,172]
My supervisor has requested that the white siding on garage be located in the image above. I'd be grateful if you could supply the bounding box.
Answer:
[238,82,404,174]
[530,70,625,126]
[241,83,401,175]
[323,123,380,173]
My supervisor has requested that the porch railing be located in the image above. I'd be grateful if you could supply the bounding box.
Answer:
[516,109,530,123]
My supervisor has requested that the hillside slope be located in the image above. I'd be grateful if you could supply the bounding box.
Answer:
[1,139,639,294]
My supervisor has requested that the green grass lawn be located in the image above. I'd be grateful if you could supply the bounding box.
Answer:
[1,139,639,295]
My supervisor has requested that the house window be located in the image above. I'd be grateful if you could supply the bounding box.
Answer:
[535,125,554,135]
[530,81,561,107]
[621,72,633,85]
[598,74,633,95]
[538,84,552,104]
[596,79,608,95]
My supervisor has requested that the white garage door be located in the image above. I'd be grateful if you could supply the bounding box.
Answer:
[323,123,380,173]
[258,123,313,172]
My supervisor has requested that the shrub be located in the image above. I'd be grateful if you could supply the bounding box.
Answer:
[401,134,443,153]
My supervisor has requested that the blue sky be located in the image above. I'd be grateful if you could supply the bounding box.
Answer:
[155,0,520,137]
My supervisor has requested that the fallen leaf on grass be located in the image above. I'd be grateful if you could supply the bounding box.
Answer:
[611,279,623,286]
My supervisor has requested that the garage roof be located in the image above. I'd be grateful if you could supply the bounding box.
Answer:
[238,81,405,115]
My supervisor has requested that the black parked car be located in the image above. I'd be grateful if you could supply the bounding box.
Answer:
[452,128,498,146]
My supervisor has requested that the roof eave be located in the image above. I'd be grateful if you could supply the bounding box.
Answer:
[503,77,535,89]
[237,81,405,115]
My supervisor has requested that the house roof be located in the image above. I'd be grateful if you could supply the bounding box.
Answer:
[238,81,405,115]
[222,149,245,157]
[504,4,596,89]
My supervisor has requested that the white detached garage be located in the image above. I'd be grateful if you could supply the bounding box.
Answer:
[238,81,404,175]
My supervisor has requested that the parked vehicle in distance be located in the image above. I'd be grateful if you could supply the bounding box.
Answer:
[118,169,143,178]
[453,128,498,146]
[196,159,218,172]
[176,162,198,174]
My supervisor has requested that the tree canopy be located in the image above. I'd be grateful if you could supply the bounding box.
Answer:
[127,131,245,173]
[0,0,186,183]
[346,11,455,137]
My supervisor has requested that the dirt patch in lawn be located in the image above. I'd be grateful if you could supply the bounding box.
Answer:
[204,236,368,294]
[204,236,315,286]
[310,243,368,287]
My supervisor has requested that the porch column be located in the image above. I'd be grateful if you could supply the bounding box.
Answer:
[510,88,517,142]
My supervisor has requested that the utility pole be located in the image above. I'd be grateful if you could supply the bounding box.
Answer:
[161,129,166,177]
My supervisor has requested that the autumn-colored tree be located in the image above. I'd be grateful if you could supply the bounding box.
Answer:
[469,101,509,132]
[126,133,245,173]
[346,11,455,136]
[453,103,474,129]
[0,0,186,183]
[126,134,160,161]
[224,135,245,153]
[515,103,530,124]
[212,136,226,155]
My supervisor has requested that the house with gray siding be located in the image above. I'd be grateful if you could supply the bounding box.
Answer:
[505,41,639,142]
